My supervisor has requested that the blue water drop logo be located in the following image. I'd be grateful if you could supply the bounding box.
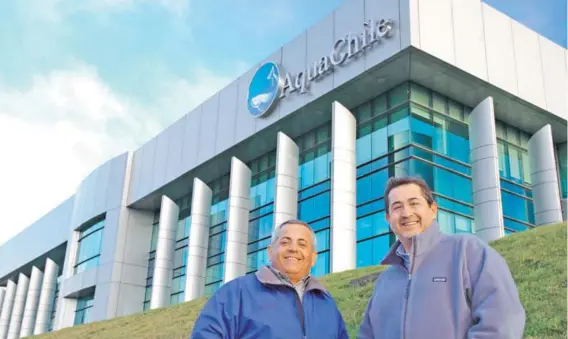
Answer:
[247,62,282,118]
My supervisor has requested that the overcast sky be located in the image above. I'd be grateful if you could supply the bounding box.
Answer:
[0,0,565,246]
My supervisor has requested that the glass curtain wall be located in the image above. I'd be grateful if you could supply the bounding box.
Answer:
[73,295,94,326]
[204,174,230,297]
[142,195,191,310]
[354,82,474,268]
[557,143,567,200]
[295,123,332,277]
[74,217,105,274]
[142,212,160,310]
[170,196,191,305]
[47,278,60,332]
[246,151,276,274]
[495,121,535,234]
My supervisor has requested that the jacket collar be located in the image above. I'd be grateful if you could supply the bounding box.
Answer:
[381,220,442,269]
[255,265,328,293]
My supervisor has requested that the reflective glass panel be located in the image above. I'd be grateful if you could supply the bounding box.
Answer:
[356,234,391,268]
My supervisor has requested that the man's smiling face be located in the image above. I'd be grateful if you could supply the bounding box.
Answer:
[386,183,438,242]
[268,223,317,284]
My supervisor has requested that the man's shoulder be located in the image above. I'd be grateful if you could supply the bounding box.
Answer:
[213,273,260,296]
[440,232,489,250]
[439,232,506,264]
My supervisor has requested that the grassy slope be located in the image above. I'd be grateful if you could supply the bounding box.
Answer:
[32,222,567,339]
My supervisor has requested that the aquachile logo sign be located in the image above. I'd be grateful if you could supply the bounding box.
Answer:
[247,18,394,118]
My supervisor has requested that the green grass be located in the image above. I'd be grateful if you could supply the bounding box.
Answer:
[32,222,567,339]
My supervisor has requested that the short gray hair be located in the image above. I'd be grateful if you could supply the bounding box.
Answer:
[270,219,318,249]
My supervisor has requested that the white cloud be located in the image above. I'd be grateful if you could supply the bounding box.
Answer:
[0,62,244,246]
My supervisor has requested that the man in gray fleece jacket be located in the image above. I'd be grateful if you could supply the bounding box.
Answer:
[358,176,525,339]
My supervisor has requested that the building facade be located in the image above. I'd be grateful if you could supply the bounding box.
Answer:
[0,0,566,336]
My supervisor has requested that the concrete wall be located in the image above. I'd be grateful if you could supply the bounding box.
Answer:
[126,0,406,206]
[405,0,567,121]
[0,198,73,282]
[57,152,154,329]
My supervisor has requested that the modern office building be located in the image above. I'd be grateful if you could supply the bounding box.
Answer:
[0,0,566,336]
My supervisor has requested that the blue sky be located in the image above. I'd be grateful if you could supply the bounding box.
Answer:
[0,0,565,245]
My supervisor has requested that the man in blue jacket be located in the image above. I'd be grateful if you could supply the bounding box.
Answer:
[358,176,526,338]
[191,219,349,339]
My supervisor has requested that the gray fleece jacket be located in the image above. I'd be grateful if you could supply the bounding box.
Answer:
[357,221,525,339]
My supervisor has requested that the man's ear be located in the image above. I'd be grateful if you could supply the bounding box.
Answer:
[311,251,318,267]
[430,201,438,217]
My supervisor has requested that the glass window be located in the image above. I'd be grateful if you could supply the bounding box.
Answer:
[357,211,389,240]
[316,125,330,143]
[520,133,530,149]
[150,224,159,251]
[204,281,223,297]
[432,92,446,114]
[311,251,330,277]
[437,210,455,234]
[558,143,567,199]
[357,169,388,205]
[314,147,330,184]
[170,292,184,306]
[502,191,532,224]
[437,210,474,235]
[299,141,331,189]
[434,195,473,216]
[357,124,372,164]
[371,118,388,161]
[411,103,431,120]
[74,296,94,326]
[448,99,463,121]
[356,102,372,122]
[356,234,391,268]
[445,119,470,164]
[409,159,472,205]
[205,263,224,285]
[248,213,274,243]
[74,219,105,275]
[411,115,434,149]
[372,94,387,116]
[495,121,506,140]
[504,218,531,233]
[205,175,230,293]
[315,229,330,252]
[304,131,315,150]
[47,281,60,331]
[508,147,522,184]
[357,199,385,218]
[463,106,472,123]
[506,125,520,145]
[497,141,508,178]
[176,217,191,241]
[454,214,473,233]
[298,192,330,223]
[388,109,410,152]
[389,106,409,125]
[388,83,409,107]
[521,152,532,184]
[410,83,430,107]
[432,115,449,156]
[249,151,276,210]
[247,249,269,273]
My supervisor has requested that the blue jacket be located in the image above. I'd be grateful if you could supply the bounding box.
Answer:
[191,266,349,339]
[358,221,526,339]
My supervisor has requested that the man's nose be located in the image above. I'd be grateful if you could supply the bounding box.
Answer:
[401,204,411,217]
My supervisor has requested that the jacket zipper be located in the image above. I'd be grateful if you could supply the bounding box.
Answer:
[402,242,417,339]
[293,290,306,339]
